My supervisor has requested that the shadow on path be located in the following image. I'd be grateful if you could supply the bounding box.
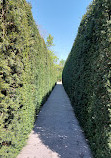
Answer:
[32,84,92,158]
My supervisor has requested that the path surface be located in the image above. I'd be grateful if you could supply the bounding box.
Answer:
[17,83,92,158]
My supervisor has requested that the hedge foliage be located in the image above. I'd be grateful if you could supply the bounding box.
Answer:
[63,0,111,157]
[0,0,57,157]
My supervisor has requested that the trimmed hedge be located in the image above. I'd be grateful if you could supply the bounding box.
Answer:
[63,0,111,158]
[0,0,57,157]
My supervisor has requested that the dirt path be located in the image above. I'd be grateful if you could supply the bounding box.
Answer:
[17,82,92,158]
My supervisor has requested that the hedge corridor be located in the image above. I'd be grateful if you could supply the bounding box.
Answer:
[0,0,57,157]
[63,0,111,158]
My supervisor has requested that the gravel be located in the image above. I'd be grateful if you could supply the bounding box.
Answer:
[17,82,92,158]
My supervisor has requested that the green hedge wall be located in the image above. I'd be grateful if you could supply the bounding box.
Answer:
[63,0,111,158]
[0,0,57,157]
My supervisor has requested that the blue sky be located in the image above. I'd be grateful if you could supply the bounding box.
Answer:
[26,0,92,61]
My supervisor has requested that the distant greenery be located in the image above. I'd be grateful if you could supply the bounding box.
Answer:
[56,59,65,81]
[0,0,57,157]
[46,34,65,81]
[63,0,111,158]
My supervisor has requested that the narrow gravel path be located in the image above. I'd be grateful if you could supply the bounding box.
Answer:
[17,83,92,158]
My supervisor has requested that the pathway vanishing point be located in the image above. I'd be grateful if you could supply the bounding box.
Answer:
[17,82,92,158]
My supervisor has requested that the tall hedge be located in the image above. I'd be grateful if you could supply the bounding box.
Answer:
[0,0,57,157]
[63,0,111,157]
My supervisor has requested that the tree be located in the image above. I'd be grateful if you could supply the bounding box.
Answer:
[46,34,54,48]
[46,34,66,81]
[59,59,65,67]
[56,59,65,81]
[46,34,58,64]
